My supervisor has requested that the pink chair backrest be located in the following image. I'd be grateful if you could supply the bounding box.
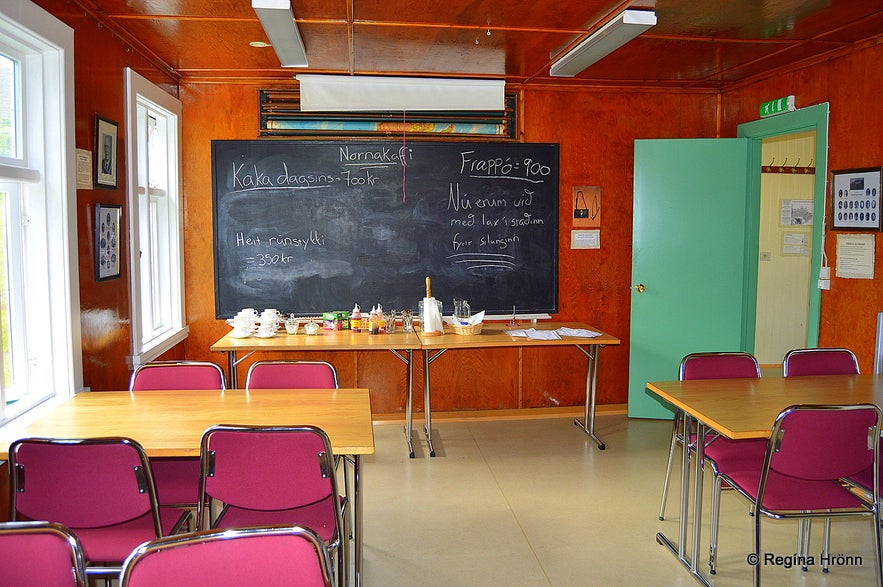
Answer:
[10,438,156,529]
[783,348,859,377]
[680,352,761,380]
[769,405,880,481]
[0,522,87,586]
[201,426,335,511]
[245,361,338,390]
[121,526,332,587]
[130,362,225,391]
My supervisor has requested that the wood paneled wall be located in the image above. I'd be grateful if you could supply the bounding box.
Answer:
[721,40,883,372]
[177,84,719,413]
[30,0,883,414]
[30,0,183,393]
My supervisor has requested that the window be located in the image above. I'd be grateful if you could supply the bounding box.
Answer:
[125,68,186,366]
[0,0,82,425]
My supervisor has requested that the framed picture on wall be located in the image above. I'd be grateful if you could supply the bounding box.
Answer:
[95,115,118,189]
[95,203,121,281]
[831,167,882,231]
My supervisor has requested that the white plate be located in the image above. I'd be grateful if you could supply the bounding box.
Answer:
[229,332,252,339]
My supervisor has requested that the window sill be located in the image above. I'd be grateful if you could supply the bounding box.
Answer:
[128,325,189,368]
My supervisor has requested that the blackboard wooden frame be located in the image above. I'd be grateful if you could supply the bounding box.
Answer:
[212,140,559,318]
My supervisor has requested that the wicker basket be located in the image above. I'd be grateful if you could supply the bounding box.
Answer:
[450,322,483,335]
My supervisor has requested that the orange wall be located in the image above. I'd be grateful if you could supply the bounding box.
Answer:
[31,1,883,413]
[30,0,183,393]
[721,40,883,371]
[177,84,719,412]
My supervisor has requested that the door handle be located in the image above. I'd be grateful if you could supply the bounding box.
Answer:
[634,283,645,293]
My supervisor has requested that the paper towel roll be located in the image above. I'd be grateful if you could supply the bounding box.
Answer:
[422,297,443,335]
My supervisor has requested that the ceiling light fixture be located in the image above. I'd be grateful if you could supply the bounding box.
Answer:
[251,0,308,68]
[550,9,656,77]
[295,75,505,111]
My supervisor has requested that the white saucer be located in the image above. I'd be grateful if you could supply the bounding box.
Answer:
[229,332,252,339]
[253,332,276,338]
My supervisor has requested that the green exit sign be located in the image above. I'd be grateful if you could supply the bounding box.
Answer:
[759,95,796,118]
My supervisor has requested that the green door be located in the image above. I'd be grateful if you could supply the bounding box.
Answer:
[628,139,752,419]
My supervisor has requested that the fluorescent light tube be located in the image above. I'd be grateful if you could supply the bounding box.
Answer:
[550,9,656,77]
[252,0,308,68]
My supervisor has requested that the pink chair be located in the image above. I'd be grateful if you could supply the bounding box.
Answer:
[197,425,347,587]
[245,360,348,487]
[659,352,763,521]
[130,360,226,390]
[716,404,883,586]
[244,360,339,390]
[783,347,860,377]
[0,521,88,586]
[120,525,333,587]
[785,347,862,567]
[129,361,226,509]
[8,437,189,581]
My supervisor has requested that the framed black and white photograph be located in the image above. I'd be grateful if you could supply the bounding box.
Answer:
[95,203,121,281]
[95,115,118,188]
[831,167,882,231]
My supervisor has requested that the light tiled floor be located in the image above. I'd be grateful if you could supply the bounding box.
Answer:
[359,414,881,586]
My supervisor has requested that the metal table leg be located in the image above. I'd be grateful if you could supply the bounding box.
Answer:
[390,350,415,458]
[353,453,363,587]
[422,348,447,458]
[573,344,606,449]
[224,350,255,389]
[655,413,713,586]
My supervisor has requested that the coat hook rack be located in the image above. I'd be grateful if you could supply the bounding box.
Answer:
[762,155,816,175]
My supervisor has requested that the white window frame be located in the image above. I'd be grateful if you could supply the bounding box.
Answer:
[125,68,186,366]
[0,0,83,425]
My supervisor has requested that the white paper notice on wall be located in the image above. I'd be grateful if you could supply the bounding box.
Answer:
[571,230,600,249]
[836,233,875,279]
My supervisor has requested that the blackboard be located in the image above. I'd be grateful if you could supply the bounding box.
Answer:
[212,140,559,318]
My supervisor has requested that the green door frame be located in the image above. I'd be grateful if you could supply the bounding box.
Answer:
[736,103,829,352]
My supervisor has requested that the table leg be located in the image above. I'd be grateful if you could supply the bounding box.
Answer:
[353,454,363,587]
[423,349,435,457]
[655,413,713,586]
[390,349,415,458]
[573,344,606,449]
[226,351,237,389]
[223,350,255,389]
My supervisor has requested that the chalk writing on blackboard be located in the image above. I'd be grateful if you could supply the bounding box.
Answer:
[212,140,559,318]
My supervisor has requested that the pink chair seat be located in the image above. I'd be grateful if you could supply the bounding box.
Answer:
[150,458,202,506]
[725,468,867,511]
[75,507,187,562]
[213,495,340,543]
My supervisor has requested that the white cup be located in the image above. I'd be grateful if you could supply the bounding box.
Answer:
[257,325,274,337]
[231,326,250,337]
[240,308,257,318]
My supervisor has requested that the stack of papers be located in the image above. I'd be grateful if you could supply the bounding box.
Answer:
[555,327,602,338]
[506,327,602,340]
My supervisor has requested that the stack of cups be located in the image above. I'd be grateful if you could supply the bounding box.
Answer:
[231,308,257,337]
[257,309,281,337]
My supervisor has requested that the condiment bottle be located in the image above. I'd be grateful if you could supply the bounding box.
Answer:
[350,304,362,333]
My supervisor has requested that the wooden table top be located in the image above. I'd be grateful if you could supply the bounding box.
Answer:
[416,321,620,349]
[0,388,375,459]
[646,374,883,439]
[210,322,619,352]
[211,329,422,352]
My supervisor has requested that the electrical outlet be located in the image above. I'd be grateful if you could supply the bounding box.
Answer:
[819,266,831,279]
[818,279,831,290]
